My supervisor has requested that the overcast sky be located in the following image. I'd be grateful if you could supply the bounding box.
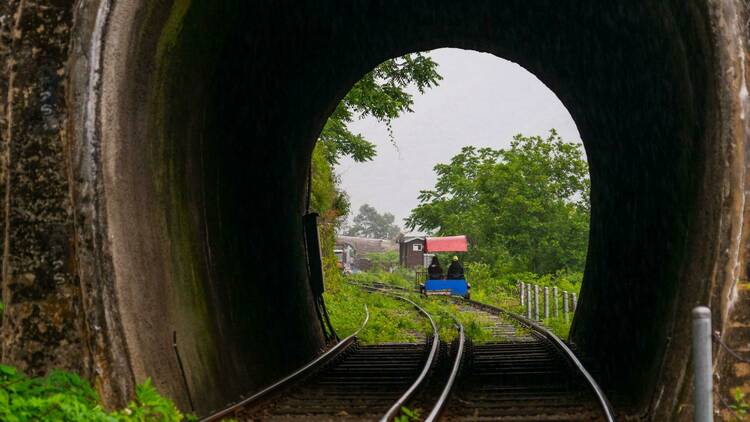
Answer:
[335,48,581,232]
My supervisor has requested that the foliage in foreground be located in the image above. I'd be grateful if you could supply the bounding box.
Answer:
[395,406,422,422]
[318,53,442,166]
[0,365,190,422]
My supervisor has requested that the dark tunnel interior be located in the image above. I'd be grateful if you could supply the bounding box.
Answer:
[103,0,720,416]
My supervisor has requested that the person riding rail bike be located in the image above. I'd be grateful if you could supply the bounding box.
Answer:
[427,256,444,279]
[447,256,464,279]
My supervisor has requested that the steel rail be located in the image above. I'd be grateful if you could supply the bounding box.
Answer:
[463,298,616,422]
[424,313,464,422]
[348,280,416,295]
[379,294,440,422]
[200,305,370,422]
[352,281,615,421]
[353,282,464,422]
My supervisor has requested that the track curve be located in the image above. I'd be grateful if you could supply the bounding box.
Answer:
[200,305,370,422]
[202,281,615,421]
[201,291,465,421]
[353,280,616,421]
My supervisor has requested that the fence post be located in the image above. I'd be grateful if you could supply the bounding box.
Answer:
[563,291,569,322]
[572,293,577,312]
[544,287,550,319]
[553,287,559,318]
[692,306,713,422]
[534,284,540,321]
[520,281,525,304]
[527,286,532,319]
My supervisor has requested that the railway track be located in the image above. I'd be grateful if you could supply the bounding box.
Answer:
[241,343,427,421]
[202,294,464,421]
[442,341,603,421]
[201,282,615,421]
[351,281,616,421]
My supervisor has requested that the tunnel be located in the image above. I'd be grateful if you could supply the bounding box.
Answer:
[2,0,743,420]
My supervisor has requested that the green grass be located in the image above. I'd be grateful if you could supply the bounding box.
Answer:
[327,267,576,342]
[325,282,430,343]
[326,275,497,343]
[540,315,574,339]
[0,300,192,422]
[349,269,416,290]
[327,271,505,343]
[472,284,573,339]
[414,296,494,343]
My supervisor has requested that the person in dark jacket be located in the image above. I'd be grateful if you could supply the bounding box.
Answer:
[447,256,465,279]
[427,256,444,280]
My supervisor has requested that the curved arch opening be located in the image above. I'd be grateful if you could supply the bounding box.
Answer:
[327,46,588,339]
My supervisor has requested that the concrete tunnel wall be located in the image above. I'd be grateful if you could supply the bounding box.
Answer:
[2,0,750,420]
[74,0,329,412]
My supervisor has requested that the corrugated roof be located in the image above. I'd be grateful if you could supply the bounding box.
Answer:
[424,235,468,252]
[335,236,398,254]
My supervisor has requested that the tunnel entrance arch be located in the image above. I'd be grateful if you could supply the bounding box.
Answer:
[61,1,749,419]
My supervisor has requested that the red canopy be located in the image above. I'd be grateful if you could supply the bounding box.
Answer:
[424,235,468,253]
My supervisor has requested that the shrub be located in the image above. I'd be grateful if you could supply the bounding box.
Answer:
[363,251,399,270]
[0,365,191,422]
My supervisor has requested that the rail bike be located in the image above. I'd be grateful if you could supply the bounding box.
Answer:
[419,235,471,298]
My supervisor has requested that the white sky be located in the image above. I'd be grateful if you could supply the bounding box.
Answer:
[335,48,581,230]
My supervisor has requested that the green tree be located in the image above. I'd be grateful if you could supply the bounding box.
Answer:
[310,143,349,221]
[311,53,440,293]
[310,52,441,229]
[310,53,440,286]
[309,143,350,292]
[406,130,590,274]
[318,53,442,165]
[344,204,402,240]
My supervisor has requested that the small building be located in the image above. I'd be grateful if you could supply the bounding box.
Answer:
[399,236,425,268]
[336,236,398,255]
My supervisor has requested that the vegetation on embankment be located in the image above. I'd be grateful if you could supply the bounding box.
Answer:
[325,278,505,343]
[324,282,430,343]
[325,266,581,341]
[468,266,581,339]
